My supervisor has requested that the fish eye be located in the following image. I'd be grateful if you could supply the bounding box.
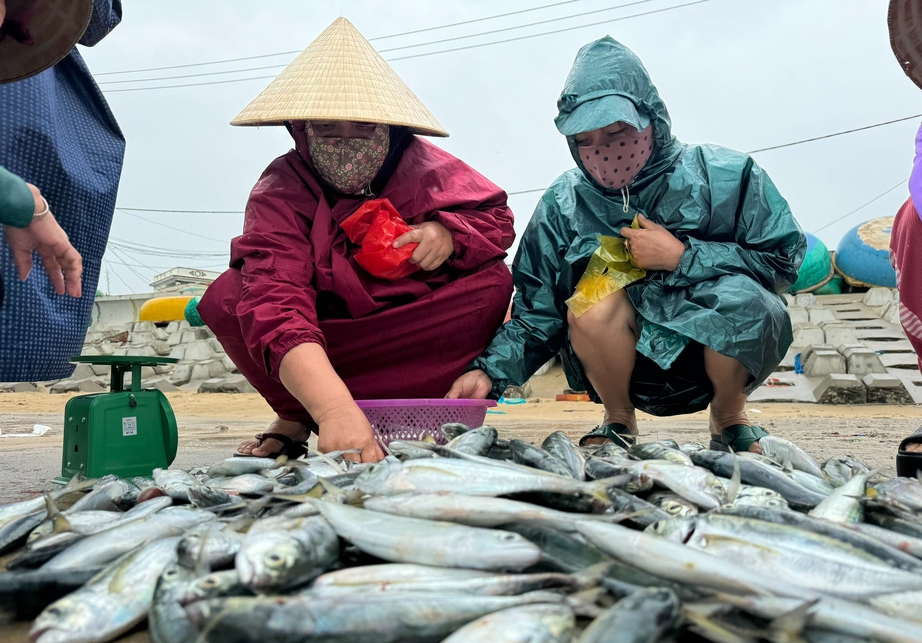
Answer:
[500,533,518,541]
[203,577,218,586]
[47,608,61,616]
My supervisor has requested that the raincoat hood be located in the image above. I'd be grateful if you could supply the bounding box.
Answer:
[555,37,682,192]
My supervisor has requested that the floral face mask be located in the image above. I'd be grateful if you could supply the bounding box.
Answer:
[576,124,654,190]
[306,122,390,195]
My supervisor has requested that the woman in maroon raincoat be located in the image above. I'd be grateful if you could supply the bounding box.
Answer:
[198,19,514,463]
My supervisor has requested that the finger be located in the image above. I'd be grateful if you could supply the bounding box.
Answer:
[409,242,431,265]
[393,229,423,248]
[10,247,34,282]
[620,227,640,239]
[362,442,384,463]
[474,377,492,399]
[417,249,442,271]
[637,214,661,230]
[59,247,83,298]
[446,379,464,399]
[37,250,66,294]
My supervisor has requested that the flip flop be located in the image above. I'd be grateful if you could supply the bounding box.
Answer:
[897,426,922,478]
[579,423,636,448]
[710,424,769,453]
[234,432,307,459]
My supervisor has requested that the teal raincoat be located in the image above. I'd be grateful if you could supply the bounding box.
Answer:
[472,37,806,414]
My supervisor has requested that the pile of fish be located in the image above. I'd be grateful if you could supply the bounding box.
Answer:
[2,426,922,643]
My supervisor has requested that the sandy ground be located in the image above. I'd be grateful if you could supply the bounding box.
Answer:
[0,372,920,642]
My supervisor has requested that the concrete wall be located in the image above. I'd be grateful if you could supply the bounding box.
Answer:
[91,293,158,327]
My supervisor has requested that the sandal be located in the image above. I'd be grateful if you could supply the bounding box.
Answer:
[234,432,307,459]
[579,423,636,448]
[710,424,769,453]
[897,426,922,478]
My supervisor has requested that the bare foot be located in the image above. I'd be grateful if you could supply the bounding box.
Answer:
[236,417,311,457]
[905,443,922,453]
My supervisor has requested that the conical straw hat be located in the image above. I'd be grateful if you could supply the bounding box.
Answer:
[889,0,922,90]
[0,0,93,84]
[231,17,448,137]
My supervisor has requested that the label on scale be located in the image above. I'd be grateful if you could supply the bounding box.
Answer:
[122,417,138,437]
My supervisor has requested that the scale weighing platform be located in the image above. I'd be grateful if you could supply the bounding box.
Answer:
[54,355,179,484]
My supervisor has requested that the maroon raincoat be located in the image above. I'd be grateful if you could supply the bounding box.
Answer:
[199,132,514,424]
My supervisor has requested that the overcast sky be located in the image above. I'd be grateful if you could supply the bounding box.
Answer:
[79,0,920,295]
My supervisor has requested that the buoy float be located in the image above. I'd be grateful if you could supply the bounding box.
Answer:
[833,217,897,288]
[138,296,194,324]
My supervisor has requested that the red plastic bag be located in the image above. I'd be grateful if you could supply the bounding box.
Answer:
[340,198,419,280]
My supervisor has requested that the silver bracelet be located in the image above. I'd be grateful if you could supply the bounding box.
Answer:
[33,197,50,222]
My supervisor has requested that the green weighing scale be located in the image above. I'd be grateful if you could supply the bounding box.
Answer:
[54,355,180,484]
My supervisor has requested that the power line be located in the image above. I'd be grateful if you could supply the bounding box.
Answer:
[95,0,591,76]
[101,1,709,93]
[117,209,230,243]
[746,114,922,154]
[98,0,655,87]
[103,259,136,292]
[811,178,907,235]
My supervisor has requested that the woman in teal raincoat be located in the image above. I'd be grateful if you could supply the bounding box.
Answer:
[448,36,806,454]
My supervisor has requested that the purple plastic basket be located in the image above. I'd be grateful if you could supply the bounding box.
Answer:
[356,399,497,446]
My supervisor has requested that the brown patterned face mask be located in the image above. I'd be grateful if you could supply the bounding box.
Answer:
[306,122,390,195]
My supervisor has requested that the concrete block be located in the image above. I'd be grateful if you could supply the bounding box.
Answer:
[177,320,191,331]
[181,379,206,393]
[90,364,110,377]
[80,345,102,357]
[50,378,106,394]
[167,332,184,346]
[190,363,213,381]
[844,349,888,377]
[799,344,835,364]
[169,363,193,385]
[795,294,817,307]
[784,294,795,305]
[220,374,257,394]
[149,340,173,357]
[863,287,893,308]
[152,328,169,341]
[198,378,227,393]
[97,343,116,356]
[113,347,129,356]
[145,378,180,393]
[183,340,215,361]
[130,332,155,345]
[803,350,846,377]
[807,306,837,324]
[836,343,868,355]
[882,302,902,325]
[814,374,867,404]
[169,345,186,360]
[221,355,238,373]
[820,323,857,347]
[71,364,97,380]
[0,382,39,393]
[207,338,225,354]
[165,321,181,333]
[134,321,156,332]
[787,306,809,324]
[879,353,921,369]
[181,328,213,343]
[126,345,157,357]
[205,359,228,378]
[863,373,914,404]
[791,323,825,348]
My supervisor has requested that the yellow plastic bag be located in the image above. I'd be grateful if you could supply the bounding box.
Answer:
[566,216,646,317]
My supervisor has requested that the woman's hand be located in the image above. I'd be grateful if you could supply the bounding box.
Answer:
[446,369,493,399]
[316,405,384,463]
[393,220,453,271]
[3,184,83,297]
[620,214,685,272]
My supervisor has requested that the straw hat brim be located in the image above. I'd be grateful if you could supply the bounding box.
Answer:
[231,18,449,137]
[889,0,922,90]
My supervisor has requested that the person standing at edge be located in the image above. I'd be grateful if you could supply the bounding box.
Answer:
[0,0,124,381]
[449,36,805,454]
[198,19,514,463]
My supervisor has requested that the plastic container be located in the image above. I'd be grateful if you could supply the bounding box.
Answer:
[356,399,497,446]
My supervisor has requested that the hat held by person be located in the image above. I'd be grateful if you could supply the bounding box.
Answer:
[889,0,922,90]
[0,0,93,84]
[231,17,448,137]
